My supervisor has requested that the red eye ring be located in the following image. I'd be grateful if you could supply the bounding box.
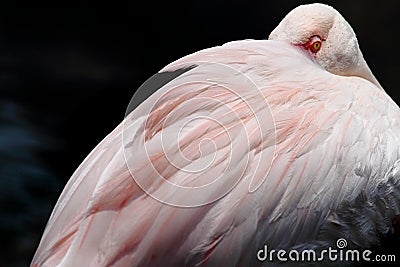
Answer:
[306,36,322,53]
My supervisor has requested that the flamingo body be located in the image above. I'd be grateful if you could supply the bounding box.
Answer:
[32,4,400,267]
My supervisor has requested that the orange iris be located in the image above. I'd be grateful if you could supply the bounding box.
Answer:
[309,40,322,53]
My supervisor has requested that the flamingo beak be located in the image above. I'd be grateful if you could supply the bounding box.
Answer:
[353,58,384,91]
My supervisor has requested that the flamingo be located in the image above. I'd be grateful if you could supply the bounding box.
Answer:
[32,3,400,266]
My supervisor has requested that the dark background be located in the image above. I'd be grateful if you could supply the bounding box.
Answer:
[0,0,399,266]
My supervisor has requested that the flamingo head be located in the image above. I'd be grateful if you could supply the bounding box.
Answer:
[269,3,382,90]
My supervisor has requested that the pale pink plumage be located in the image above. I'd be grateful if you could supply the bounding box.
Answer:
[32,4,400,267]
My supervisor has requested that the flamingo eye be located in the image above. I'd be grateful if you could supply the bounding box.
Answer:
[307,36,322,53]
[310,41,321,52]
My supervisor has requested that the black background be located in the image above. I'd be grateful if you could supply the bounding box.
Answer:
[0,0,399,266]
